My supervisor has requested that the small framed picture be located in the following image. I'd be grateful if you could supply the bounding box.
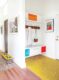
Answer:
[46,19,54,32]
[9,17,18,33]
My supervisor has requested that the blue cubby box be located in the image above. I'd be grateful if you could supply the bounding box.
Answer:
[25,49,30,57]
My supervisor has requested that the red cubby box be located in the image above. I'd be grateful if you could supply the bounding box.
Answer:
[41,46,46,53]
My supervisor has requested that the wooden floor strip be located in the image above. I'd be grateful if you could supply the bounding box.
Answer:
[14,66,41,80]
[5,70,16,80]
[12,67,25,80]
[23,69,40,80]
[13,67,31,80]
[0,72,9,80]
[0,66,41,80]
[8,69,20,80]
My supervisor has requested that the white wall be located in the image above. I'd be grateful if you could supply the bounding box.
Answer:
[0,9,4,52]
[42,0,59,59]
[0,0,58,63]
[0,5,7,52]
[25,0,43,30]
[0,0,26,68]
[43,0,59,18]
[7,0,59,60]
[25,0,44,57]
[25,0,43,17]
[25,0,43,48]
[8,0,26,68]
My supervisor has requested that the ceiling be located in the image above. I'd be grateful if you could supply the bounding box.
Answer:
[0,0,7,7]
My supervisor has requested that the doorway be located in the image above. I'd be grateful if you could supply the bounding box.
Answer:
[4,19,8,54]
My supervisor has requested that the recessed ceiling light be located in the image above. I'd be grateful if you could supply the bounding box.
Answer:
[0,0,7,7]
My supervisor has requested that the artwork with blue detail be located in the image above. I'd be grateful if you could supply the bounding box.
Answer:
[25,49,30,57]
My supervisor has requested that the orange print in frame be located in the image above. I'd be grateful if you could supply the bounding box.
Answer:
[28,13,37,21]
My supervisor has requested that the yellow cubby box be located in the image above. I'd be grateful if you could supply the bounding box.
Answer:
[1,54,13,60]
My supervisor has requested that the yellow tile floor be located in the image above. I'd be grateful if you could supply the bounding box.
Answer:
[26,55,59,80]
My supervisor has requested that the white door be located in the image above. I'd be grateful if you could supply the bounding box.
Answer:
[55,36,59,59]
[55,15,59,59]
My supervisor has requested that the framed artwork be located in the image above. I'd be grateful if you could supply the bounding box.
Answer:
[46,19,54,32]
[28,13,37,21]
[9,17,18,33]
